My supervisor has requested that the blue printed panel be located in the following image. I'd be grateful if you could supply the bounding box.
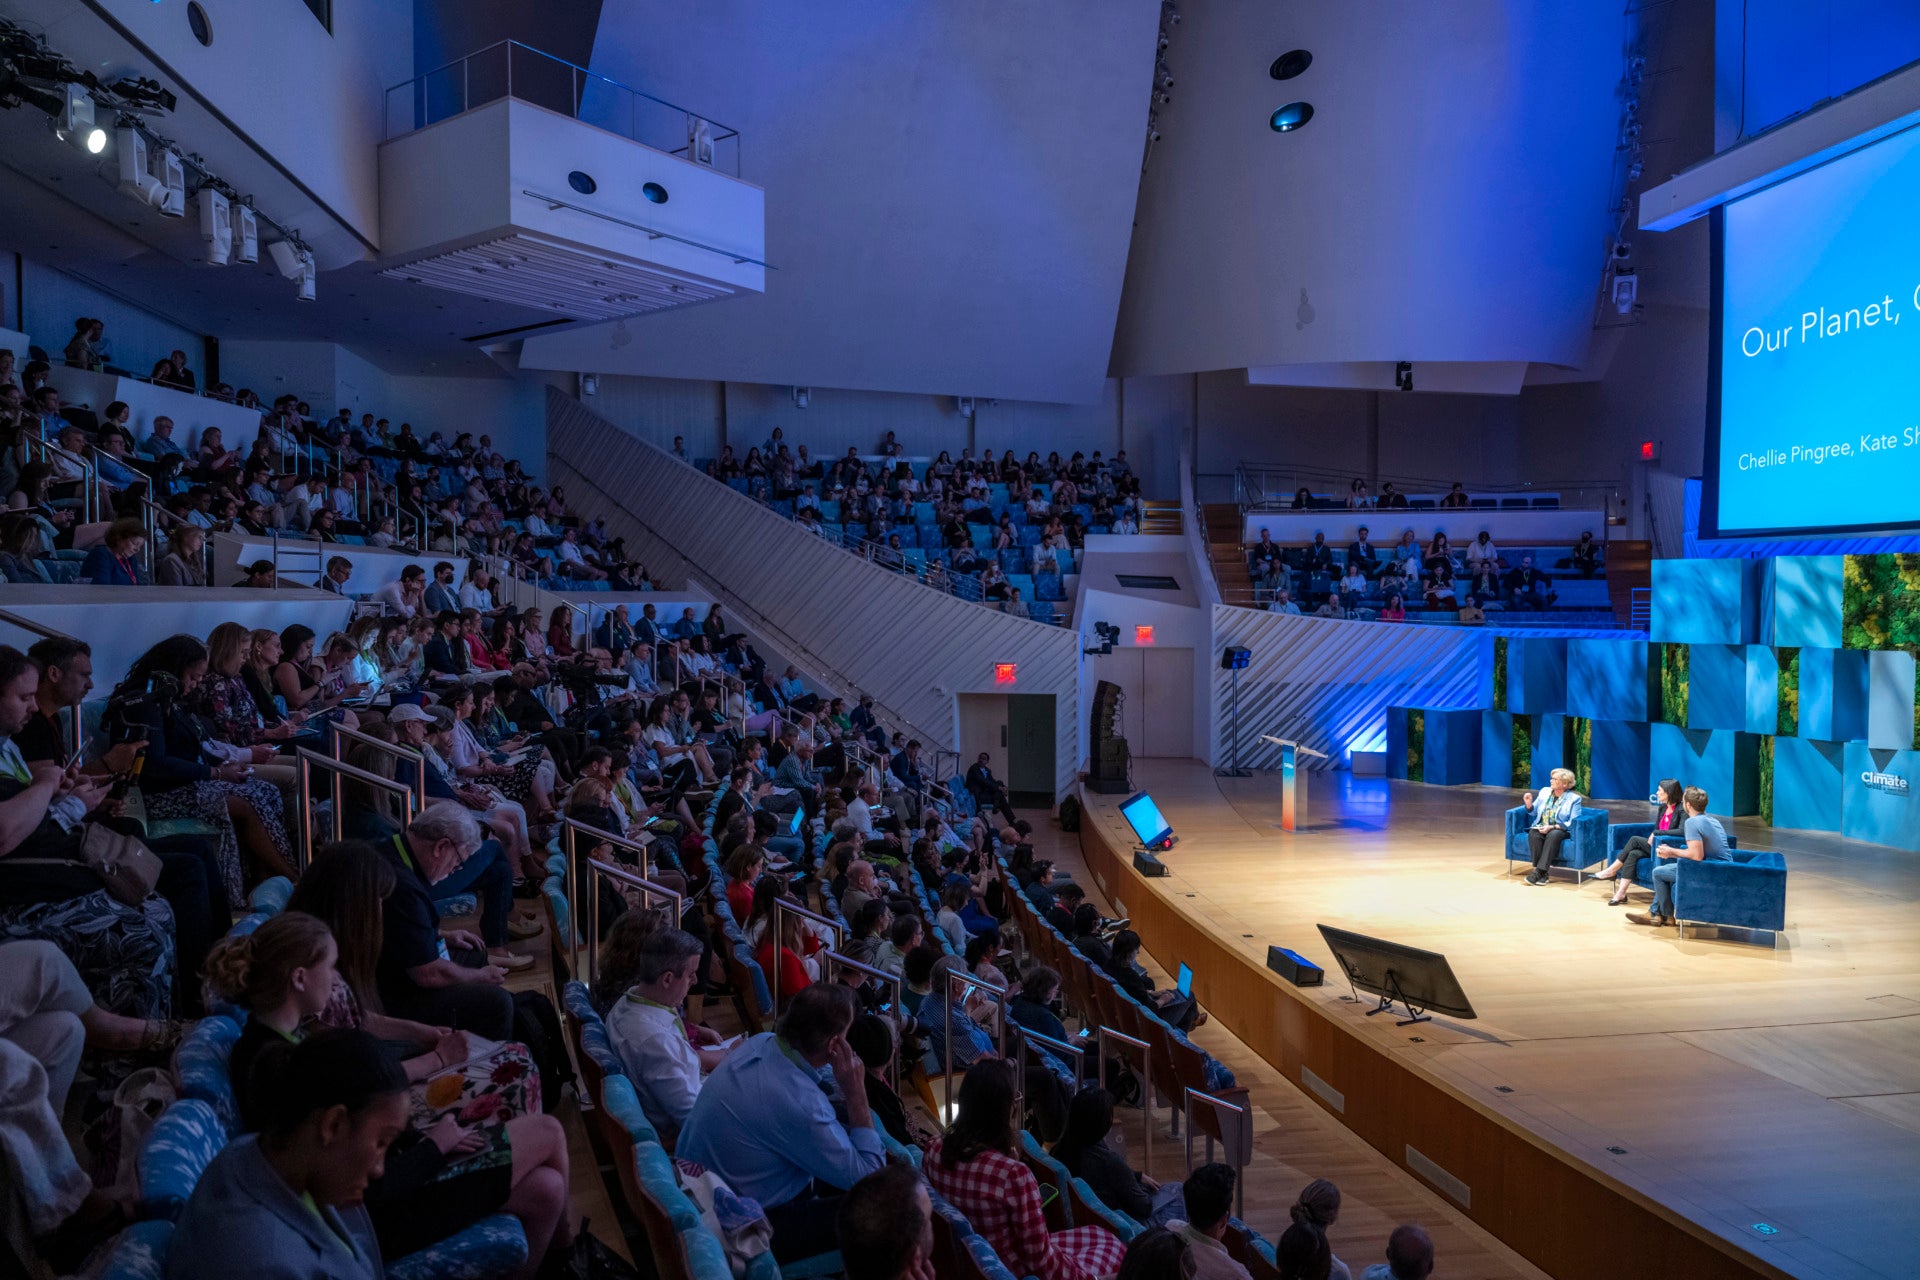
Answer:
[1530,713,1572,789]
[1687,644,1749,732]
[1567,639,1653,723]
[1842,743,1920,852]
[1480,711,1515,788]
[1588,719,1652,801]
[1423,710,1482,786]
[1768,556,1844,649]
[1507,638,1567,715]
[1799,649,1869,743]
[1649,723,1760,815]
[1772,737,1845,833]
[1651,559,1756,645]
[1866,650,1918,751]
[1744,645,1780,736]
[1385,707,1409,780]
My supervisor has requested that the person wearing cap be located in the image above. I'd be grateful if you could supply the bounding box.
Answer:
[234,559,277,588]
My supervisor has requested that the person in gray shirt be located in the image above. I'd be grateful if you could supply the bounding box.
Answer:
[1630,786,1734,929]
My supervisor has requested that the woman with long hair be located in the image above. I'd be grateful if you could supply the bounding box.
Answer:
[1592,777,1686,906]
[108,634,296,904]
[926,1059,1125,1280]
[1287,1180,1351,1280]
[283,844,545,1127]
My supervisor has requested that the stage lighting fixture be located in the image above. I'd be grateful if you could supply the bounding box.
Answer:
[269,239,315,301]
[51,84,105,153]
[1084,621,1119,656]
[581,373,599,396]
[1269,101,1313,132]
[792,386,810,409]
[232,203,258,263]
[196,187,231,265]
[956,396,975,418]
[1394,361,1414,392]
[152,146,185,217]
[1610,267,1638,315]
[115,126,163,206]
[687,116,714,167]
[0,70,64,116]
[1220,646,1250,670]
[1269,49,1313,80]
[107,76,176,115]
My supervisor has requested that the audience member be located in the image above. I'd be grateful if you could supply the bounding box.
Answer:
[1359,1225,1433,1280]
[1630,785,1734,929]
[1171,1163,1251,1280]
[837,1163,935,1280]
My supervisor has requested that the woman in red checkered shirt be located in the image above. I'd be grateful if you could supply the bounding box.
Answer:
[924,1060,1125,1280]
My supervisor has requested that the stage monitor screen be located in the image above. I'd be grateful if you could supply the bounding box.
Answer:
[1707,121,1920,539]
[1118,792,1172,848]
[1315,924,1476,1020]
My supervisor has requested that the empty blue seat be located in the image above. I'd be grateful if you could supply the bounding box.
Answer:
[1020,525,1044,547]
[903,548,927,574]
[770,500,795,517]
[1028,602,1057,623]
[1533,496,1560,508]
[1035,575,1066,602]
[970,526,992,550]
[726,478,751,494]
[1052,548,1075,574]
[999,548,1027,573]
[821,523,844,543]
[912,502,935,523]
[1499,497,1527,509]
[1410,498,1436,509]
[819,499,841,521]
[1470,497,1497,508]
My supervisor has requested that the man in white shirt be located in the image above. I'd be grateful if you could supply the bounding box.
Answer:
[374,564,427,617]
[1269,586,1302,615]
[458,565,495,612]
[846,779,878,836]
[1171,1164,1253,1280]
[605,928,727,1136]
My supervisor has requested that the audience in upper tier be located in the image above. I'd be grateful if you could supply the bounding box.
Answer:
[1246,480,1601,621]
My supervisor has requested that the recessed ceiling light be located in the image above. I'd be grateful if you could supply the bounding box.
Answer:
[1270,101,1314,132]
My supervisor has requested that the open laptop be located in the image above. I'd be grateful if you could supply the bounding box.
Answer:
[1176,963,1193,999]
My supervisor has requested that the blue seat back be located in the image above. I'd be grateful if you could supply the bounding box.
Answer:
[137,1100,225,1221]
[173,1016,243,1133]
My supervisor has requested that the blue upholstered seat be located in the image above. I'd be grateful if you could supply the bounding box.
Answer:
[137,1100,225,1220]
[1607,822,1739,890]
[1504,806,1609,881]
[99,1220,173,1280]
[247,877,293,915]
[434,893,479,920]
[1070,1177,1143,1242]
[1673,850,1787,939]
[173,1015,243,1134]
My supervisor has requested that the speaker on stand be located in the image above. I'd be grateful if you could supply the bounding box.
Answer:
[1216,647,1251,778]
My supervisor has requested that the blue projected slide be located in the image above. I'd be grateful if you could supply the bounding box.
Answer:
[1118,792,1171,847]
[1711,123,1920,537]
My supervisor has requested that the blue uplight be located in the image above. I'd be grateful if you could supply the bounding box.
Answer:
[1270,102,1314,132]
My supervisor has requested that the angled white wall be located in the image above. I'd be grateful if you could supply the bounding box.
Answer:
[1114,2,1620,381]
[516,0,1162,404]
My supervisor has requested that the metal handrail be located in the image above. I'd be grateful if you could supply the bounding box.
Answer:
[330,722,427,808]
[581,857,683,987]
[941,967,1011,1123]
[387,39,741,150]
[293,746,417,873]
[819,949,904,1089]
[768,897,845,1013]
[1096,1025,1155,1177]
[562,815,651,882]
[1009,1023,1088,1089]
[25,436,98,524]
[1182,1088,1252,1217]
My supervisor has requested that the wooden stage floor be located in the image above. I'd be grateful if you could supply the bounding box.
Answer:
[1075,761,1920,1280]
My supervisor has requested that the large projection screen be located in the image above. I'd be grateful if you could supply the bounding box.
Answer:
[1705,123,1920,540]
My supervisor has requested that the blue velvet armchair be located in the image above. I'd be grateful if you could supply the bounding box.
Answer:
[1504,806,1609,881]
[1672,850,1786,942]
[1608,822,1738,893]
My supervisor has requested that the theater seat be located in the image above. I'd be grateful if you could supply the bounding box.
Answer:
[1504,806,1608,882]
[1673,850,1786,941]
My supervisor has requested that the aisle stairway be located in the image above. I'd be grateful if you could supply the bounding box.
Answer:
[1604,539,1652,625]
[1141,499,1183,536]
[1203,503,1257,606]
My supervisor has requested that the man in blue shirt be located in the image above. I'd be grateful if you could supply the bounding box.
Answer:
[677,984,884,1262]
[1631,786,1735,929]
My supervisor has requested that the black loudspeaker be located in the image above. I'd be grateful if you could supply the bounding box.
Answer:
[1221,646,1251,670]
[1266,945,1324,987]
[1133,850,1168,877]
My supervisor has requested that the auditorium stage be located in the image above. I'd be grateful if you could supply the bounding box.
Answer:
[1074,761,1920,1280]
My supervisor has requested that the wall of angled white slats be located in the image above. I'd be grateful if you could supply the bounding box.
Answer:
[547,389,1083,799]
[1210,605,1492,771]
